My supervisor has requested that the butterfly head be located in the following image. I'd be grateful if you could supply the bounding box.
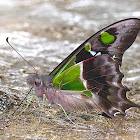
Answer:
[27,74,53,99]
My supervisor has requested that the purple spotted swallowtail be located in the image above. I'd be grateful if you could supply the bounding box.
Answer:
[27,18,140,118]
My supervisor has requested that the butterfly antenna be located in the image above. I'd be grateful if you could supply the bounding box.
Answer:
[6,37,38,76]
[11,87,33,116]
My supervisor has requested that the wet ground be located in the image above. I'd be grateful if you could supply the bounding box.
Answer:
[0,0,140,139]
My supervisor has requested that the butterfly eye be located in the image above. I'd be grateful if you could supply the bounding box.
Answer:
[34,78,42,87]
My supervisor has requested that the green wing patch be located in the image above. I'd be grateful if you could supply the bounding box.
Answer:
[53,64,93,98]
[101,32,115,44]
[53,65,85,90]
[84,44,91,51]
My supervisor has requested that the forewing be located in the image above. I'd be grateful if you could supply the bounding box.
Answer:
[83,18,140,65]
[50,18,140,77]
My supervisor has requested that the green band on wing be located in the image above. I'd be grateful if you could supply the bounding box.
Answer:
[101,32,115,44]
[61,56,76,73]
[85,44,90,51]
[53,65,86,91]
[53,64,93,98]
[83,90,93,98]
[62,78,86,91]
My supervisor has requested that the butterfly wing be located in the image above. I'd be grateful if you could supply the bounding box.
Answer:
[49,18,140,77]
[53,54,140,118]
[48,18,140,118]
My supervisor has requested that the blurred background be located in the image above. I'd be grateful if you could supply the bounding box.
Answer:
[0,0,140,139]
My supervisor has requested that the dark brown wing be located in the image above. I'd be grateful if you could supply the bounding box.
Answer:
[83,18,140,65]
[50,18,140,76]
[82,54,140,118]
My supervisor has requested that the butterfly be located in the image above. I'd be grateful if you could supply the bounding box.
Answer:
[27,18,140,118]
